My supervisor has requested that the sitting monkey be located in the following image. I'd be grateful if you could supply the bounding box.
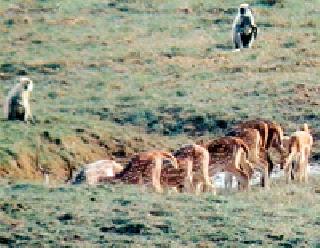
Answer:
[4,76,34,122]
[232,3,258,49]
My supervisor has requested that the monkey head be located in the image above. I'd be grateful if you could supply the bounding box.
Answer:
[20,76,33,92]
[239,3,252,16]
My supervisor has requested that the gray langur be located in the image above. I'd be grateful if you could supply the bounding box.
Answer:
[232,3,258,49]
[3,76,34,122]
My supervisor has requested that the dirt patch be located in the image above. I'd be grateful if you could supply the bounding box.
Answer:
[0,128,161,181]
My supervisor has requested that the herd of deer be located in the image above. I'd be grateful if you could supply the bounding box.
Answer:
[5,78,313,193]
[71,119,313,195]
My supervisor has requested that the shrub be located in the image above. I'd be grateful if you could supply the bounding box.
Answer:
[257,0,284,6]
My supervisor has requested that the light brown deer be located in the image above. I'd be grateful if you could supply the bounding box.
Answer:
[282,124,313,183]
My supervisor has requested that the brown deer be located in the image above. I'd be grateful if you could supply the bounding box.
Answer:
[203,137,254,190]
[115,151,178,193]
[282,124,313,183]
[236,119,285,179]
[173,144,215,194]
[227,127,270,188]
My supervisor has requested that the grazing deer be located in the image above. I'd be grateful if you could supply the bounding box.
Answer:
[282,124,313,183]
[227,127,270,188]
[115,151,178,193]
[203,137,254,190]
[72,160,124,185]
[173,144,215,194]
[236,119,285,178]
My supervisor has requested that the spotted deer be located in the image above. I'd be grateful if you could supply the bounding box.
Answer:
[227,127,270,188]
[203,137,254,190]
[236,119,285,178]
[173,144,215,194]
[114,151,178,193]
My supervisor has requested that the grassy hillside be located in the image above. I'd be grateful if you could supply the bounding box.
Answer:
[0,177,320,246]
[0,0,319,180]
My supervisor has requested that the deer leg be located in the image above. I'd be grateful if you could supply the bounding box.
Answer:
[298,152,305,183]
[224,172,233,190]
[227,167,249,191]
[284,161,292,184]
[195,182,203,196]
[152,157,163,193]
[304,149,310,183]
[266,152,274,176]
[284,151,296,184]
[258,155,269,188]
[183,174,194,193]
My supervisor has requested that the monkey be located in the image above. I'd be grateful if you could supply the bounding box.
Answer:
[232,3,258,49]
[3,76,34,123]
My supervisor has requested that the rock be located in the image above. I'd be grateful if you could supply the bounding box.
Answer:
[177,7,193,14]
[57,213,73,221]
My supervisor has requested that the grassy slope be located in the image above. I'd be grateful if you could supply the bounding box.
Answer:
[0,0,319,179]
[0,177,319,246]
